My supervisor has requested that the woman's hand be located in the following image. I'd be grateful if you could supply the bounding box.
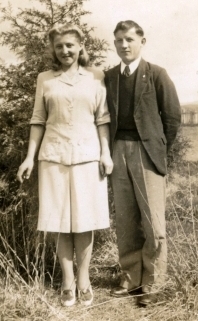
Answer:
[99,153,114,177]
[17,157,34,183]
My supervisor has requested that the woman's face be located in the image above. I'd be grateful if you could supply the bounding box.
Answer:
[53,33,82,68]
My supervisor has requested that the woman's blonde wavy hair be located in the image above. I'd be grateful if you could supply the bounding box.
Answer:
[48,24,89,70]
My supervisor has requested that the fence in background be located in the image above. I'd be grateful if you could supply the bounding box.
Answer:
[181,110,198,125]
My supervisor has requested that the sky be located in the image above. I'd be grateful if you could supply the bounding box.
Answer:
[0,0,198,104]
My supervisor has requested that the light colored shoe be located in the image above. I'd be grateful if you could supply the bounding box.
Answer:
[61,288,76,307]
[78,285,93,306]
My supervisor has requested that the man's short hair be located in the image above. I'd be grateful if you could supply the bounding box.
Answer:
[114,20,144,37]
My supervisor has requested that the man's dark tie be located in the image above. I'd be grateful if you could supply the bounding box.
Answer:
[123,65,131,77]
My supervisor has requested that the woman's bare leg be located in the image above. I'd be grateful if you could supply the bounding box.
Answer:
[54,233,75,290]
[74,231,94,290]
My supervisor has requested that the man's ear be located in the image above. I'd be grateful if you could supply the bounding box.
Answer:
[141,37,146,45]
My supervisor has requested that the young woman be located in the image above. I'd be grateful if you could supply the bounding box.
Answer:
[17,24,113,307]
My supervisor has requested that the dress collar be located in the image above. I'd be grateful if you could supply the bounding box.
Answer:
[53,65,88,77]
[53,66,89,85]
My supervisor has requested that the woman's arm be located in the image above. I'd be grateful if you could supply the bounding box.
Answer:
[17,125,45,183]
[97,124,113,177]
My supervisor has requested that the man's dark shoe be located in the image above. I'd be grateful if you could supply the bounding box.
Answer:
[110,286,129,297]
[110,286,141,298]
[138,292,152,306]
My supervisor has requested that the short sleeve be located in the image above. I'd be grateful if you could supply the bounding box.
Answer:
[30,73,47,125]
[95,77,110,126]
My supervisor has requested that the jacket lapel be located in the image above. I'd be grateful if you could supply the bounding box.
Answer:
[108,65,120,116]
[134,59,151,114]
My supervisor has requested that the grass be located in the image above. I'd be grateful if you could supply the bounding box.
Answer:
[1,161,198,320]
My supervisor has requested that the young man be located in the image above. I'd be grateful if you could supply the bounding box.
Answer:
[104,20,181,306]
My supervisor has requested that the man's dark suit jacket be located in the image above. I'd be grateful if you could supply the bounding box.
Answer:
[104,58,181,175]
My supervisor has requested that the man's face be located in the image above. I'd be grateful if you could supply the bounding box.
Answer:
[114,27,145,64]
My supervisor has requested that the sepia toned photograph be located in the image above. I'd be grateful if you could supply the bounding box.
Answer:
[0,0,198,320]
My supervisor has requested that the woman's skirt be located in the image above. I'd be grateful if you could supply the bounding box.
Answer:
[37,160,110,233]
